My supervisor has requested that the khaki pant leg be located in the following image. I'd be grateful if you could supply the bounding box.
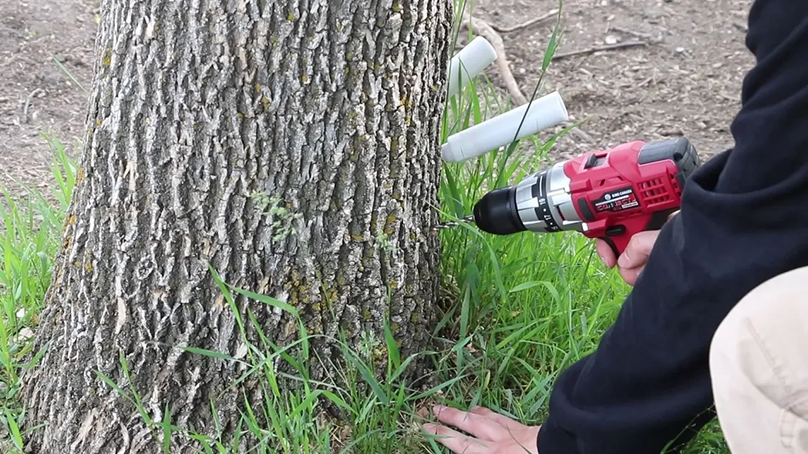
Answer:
[709,266,808,454]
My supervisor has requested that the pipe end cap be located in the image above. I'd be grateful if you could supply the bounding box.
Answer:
[441,142,464,163]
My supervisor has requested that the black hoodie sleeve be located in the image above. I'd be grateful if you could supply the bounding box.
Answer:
[537,1,808,453]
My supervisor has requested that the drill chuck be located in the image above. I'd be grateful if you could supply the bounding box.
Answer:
[473,162,583,236]
[472,186,525,235]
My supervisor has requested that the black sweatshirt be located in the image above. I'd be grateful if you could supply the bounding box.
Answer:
[537,1,808,453]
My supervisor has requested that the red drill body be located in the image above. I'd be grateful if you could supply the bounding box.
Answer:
[471,138,701,256]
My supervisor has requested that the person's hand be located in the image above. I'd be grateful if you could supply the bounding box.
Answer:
[596,231,659,286]
[422,405,540,454]
[595,210,679,286]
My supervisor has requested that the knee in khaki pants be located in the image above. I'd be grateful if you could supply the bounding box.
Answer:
[709,266,808,454]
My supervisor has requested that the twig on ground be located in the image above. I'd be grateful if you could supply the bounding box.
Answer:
[0,25,26,40]
[492,9,558,34]
[552,41,647,60]
[23,88,43,124]
[637,76,654,88]
[608,25,653,40]
[461,13,528,105]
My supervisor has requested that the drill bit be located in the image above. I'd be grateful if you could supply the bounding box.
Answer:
[430,215,476,231]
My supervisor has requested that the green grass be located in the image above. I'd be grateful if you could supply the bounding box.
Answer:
[0,1,731,453]
[0,135,76,453]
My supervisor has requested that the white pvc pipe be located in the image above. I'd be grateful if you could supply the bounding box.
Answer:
[441,91,570,163]
[446,36,498,98]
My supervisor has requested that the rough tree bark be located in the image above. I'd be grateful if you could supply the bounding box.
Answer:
[20,0,452,452]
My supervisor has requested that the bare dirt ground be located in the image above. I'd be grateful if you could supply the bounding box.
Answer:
[1,0,755,199]
[464,0,755,161]
[0,0,97,199]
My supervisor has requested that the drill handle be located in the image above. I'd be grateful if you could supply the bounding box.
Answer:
[595,137,700,258]
[596,208,679,258]
[595,213,668,258]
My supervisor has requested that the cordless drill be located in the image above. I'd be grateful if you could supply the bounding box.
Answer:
[470,137,701,256]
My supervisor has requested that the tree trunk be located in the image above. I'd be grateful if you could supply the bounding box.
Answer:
[20,0,452,452]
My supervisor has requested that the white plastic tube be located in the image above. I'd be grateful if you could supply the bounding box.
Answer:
[446,36,498,98]
[441,91,569,163]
